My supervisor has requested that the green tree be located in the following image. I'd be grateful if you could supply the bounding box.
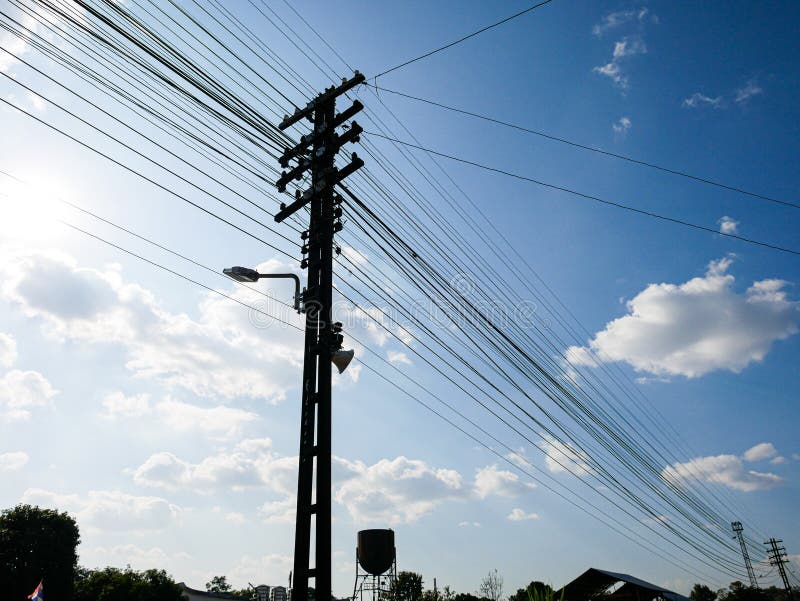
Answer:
[717,581,770,601]
[73,566,184,601]
[0,504,80,601]
[691,584,718,601]
[509,582,553,601]
[391,571,424,601]
[208,575,233,593]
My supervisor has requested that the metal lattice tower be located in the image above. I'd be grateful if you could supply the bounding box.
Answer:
[732,521,758,587]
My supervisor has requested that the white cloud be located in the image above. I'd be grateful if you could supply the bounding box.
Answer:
[228,553,293,587]
[0,15,34,72]
[735,80,763,104]
[387,350,411,365]
[593,62,628,88]
[507,508,540,521]
[592,8,653,37]
[538,436,593,477]
[769,456,786,465]
[259,497,295,524]
[131,438,293,494]
[718,216,739,235]
[83,544,190,571]
[473,464,535,499]
[0,451,29,471]
[155,399,259,441]
[564,258,800,378]
[613,38,646,59]
[224,512,247,525]
[458,521,481,527]
[101,391,151,419]
[0,333,17,367]
[134,438,536,525]
[663,454,783,492]
[0,369,57,420]
[21,487,182,531]
[101,392,258,440]
[0,249,304,403]
[26,91,46,111]
[613,116,632,135]
[743,442,778,462]
[334,456,464,525]
[682,93,724,109]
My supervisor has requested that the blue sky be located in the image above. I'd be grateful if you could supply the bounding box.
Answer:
[0,0,799,597]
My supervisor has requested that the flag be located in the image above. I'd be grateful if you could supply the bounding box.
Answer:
[28,581,43,601]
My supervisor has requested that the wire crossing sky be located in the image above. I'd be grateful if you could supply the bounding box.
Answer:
[0,0,797,596]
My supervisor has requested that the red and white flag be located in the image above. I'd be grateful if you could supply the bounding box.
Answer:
[28,581,43,601]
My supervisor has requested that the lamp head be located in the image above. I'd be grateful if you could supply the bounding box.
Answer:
[224,266,261,283]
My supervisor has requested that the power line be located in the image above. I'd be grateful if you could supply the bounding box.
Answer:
[0,95,296,260]
[362,82,800,211]
[4,0,767,578]
[37,187,723,583]
[58,219,303,333]
[363,130,800,256]
[373,0,555,79]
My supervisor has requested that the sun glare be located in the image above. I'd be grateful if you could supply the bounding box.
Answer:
[0,175,72,243]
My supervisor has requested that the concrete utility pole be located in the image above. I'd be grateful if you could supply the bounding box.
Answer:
[765,538,795,601]
[732,521,758,588]
[275,71,365,601]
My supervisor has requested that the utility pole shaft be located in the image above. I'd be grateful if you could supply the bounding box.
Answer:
[765,538,794,601]
[732,522,758,588]
[275,72,365,601]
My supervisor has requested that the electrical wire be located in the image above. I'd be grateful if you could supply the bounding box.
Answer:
[361,82,800,211]
[373,0,555,79]
[362,130,800,256]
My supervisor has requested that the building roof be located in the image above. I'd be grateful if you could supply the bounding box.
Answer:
[179,583,250,601]
[560,568,692,601]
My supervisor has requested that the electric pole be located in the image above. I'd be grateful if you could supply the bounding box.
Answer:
[765,538,795,600]
[275,71,365,601]
[732,521,758,588]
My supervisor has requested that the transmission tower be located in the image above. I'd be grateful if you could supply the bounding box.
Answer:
[275,71,365,601]
[765,538,795,601]
[732,521,758,587]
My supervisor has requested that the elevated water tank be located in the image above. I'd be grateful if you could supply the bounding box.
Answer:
[357,529,395,575]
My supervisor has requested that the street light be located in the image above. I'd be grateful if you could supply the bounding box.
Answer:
[223,266,355,374]
[223,266,301,312]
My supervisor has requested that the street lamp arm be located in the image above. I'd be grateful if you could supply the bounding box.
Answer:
[223,266,302,312]
[257,273,301,312]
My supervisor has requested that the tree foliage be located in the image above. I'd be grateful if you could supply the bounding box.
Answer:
[718,581,800,601]
[508,582,553,601]
[73,566,184,601]
[391,571,425,601]
[0,504,80,601]
[691,584,718,601]
[208,575,234,593]
[454,593,490,601]
[479,569,504,601]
